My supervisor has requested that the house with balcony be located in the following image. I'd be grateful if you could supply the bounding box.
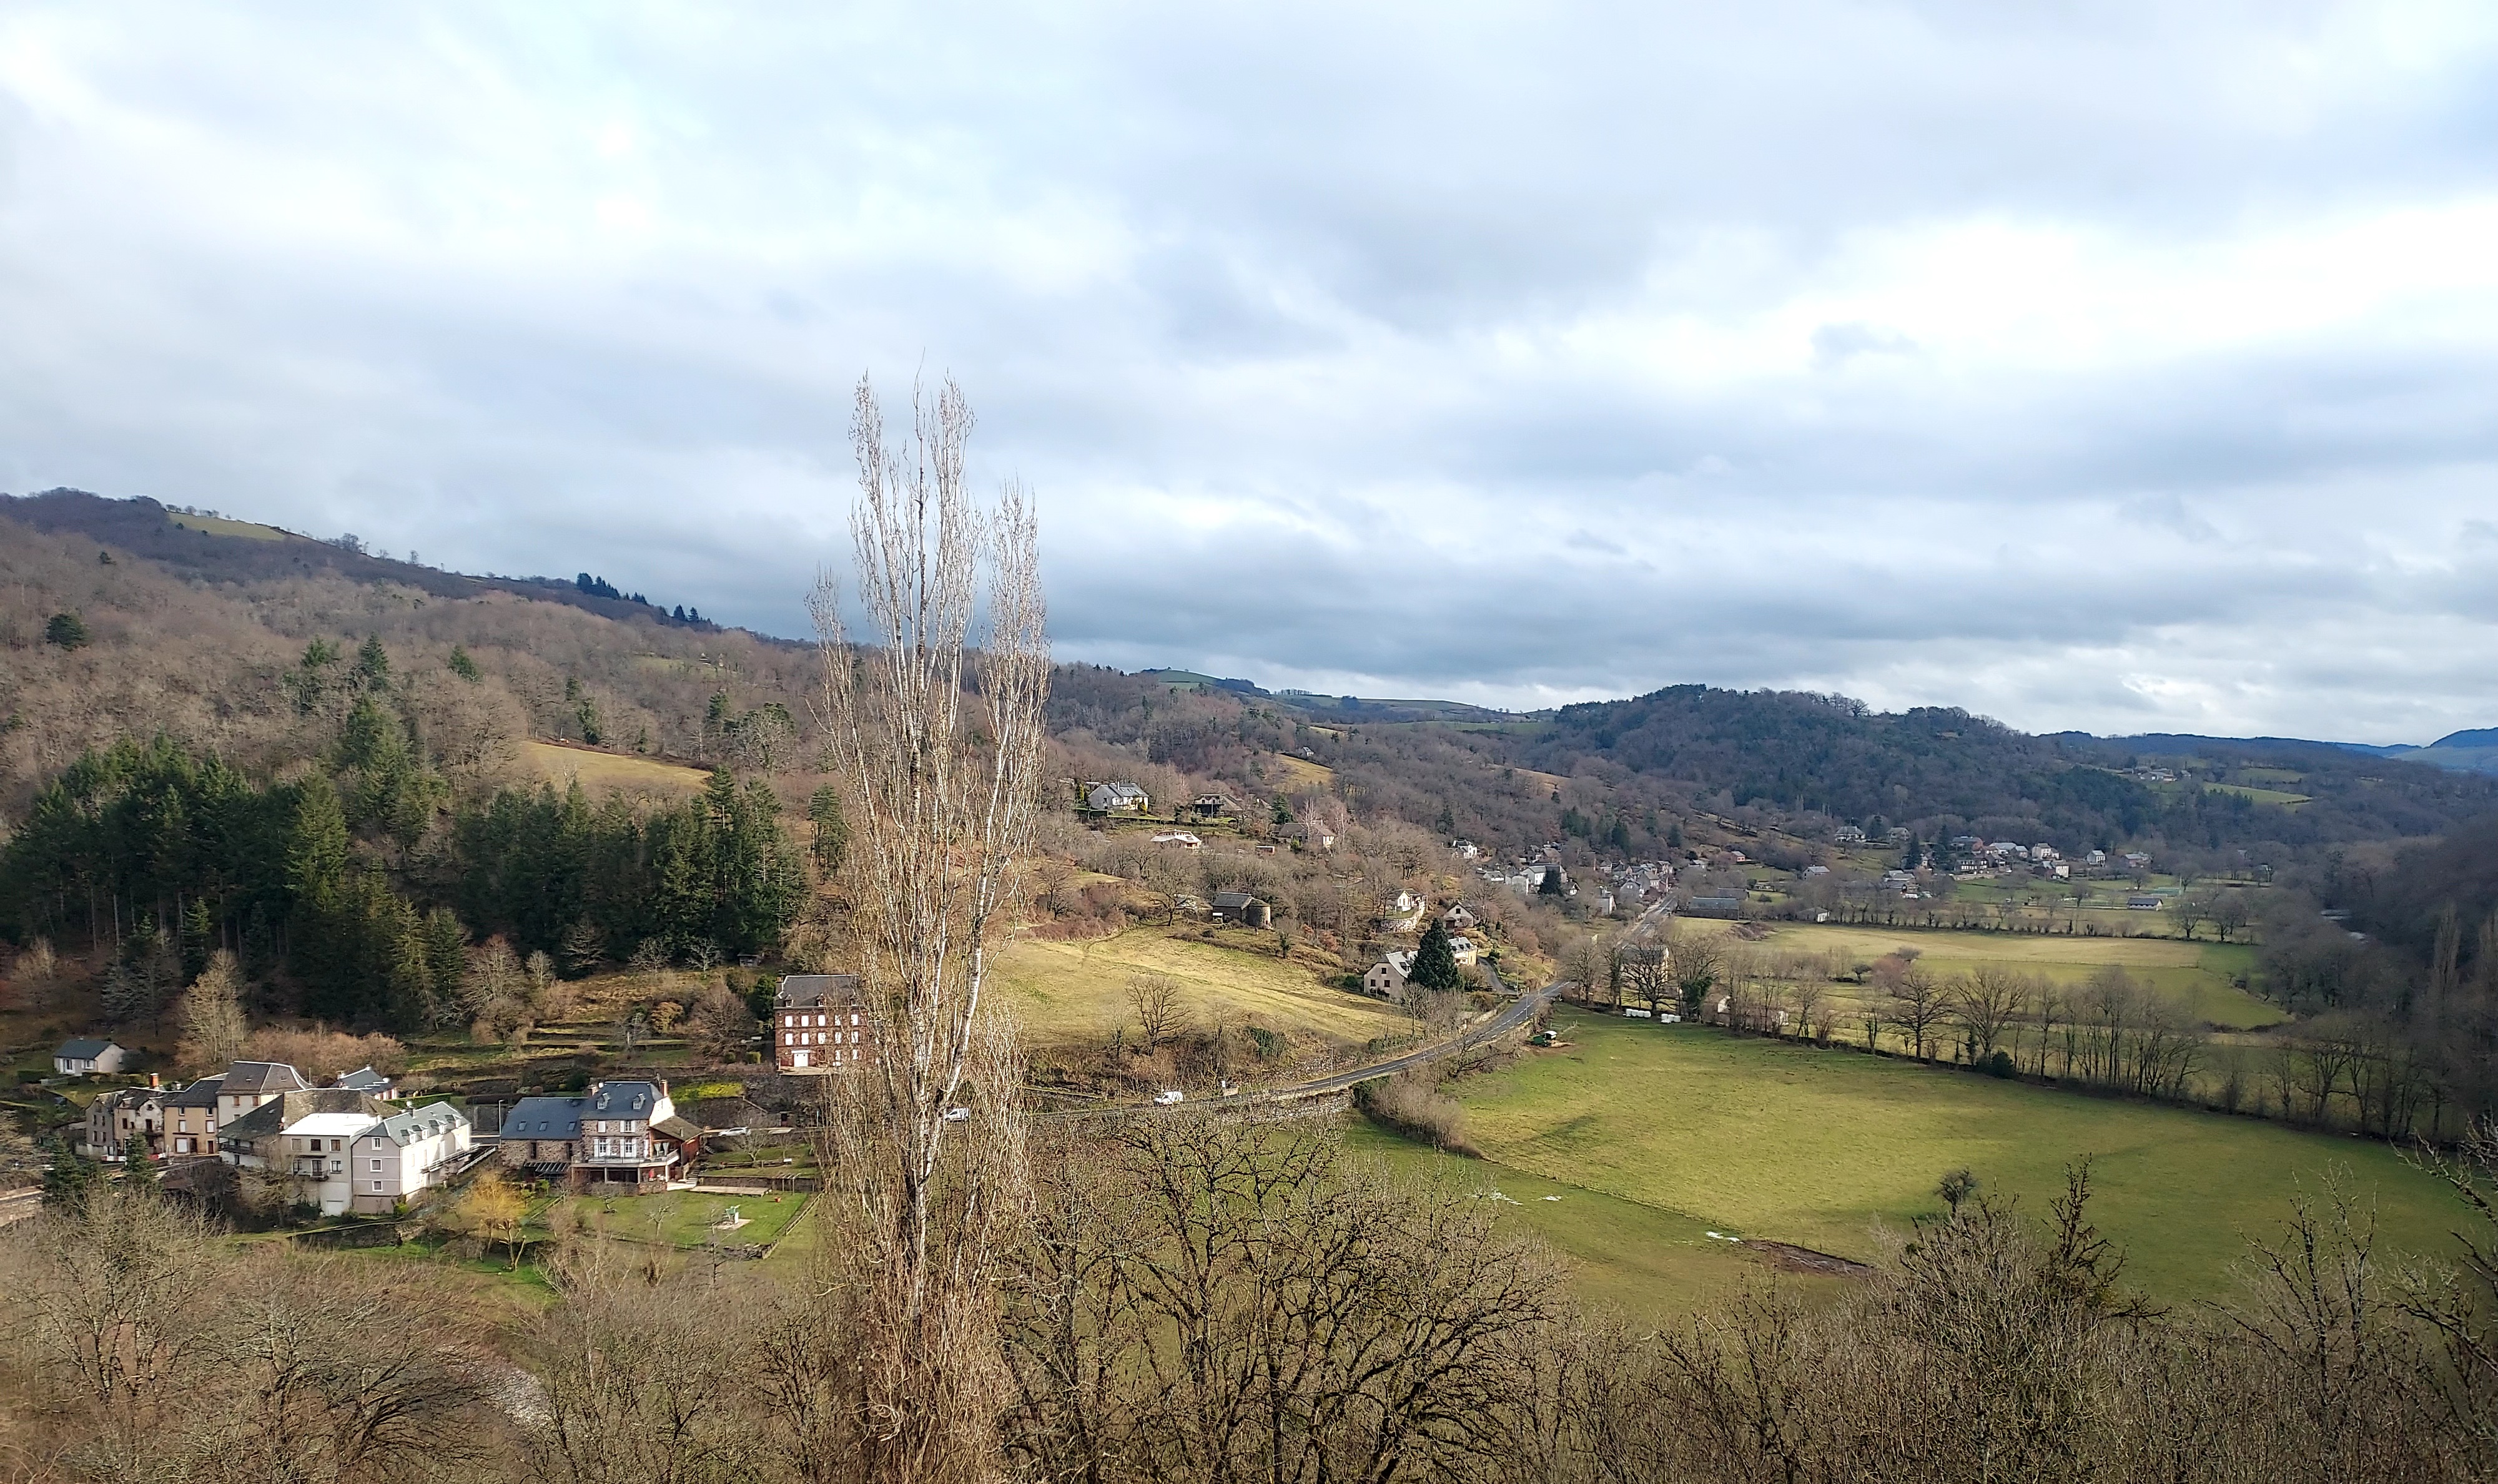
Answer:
[277,1111,382,1216]
[348,1103,474,1215]
[220,1088,395,1173]
[497,1079,702,1192]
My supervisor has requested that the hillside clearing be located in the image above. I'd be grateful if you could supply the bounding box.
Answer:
[166,510,290,541]
[524,740,711,797]
[994,925,1406,1045]
[1451,1011,2461,1303]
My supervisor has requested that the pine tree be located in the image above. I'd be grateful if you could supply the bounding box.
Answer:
[447,645,480,682]
[807,784,851,875]
[1411,919,1462,992]
[352,635,391,692]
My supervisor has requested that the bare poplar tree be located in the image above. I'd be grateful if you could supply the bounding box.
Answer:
[809,373,1049,1483]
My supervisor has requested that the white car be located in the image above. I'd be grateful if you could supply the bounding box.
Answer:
[942,1106,971,1122]
[1153,1089,1185,1106]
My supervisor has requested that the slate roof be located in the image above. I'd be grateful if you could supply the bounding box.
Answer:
[222,1089,388,1145]
[370,1103,467,1146]
[1210,891,1265,911]
[653,1114,706,1142]
[164,1074,225,1109]
[589,1081,664,1117]
[334,1066,392,1092]
[503,1080,666,1140]
[776,973,862,1010]
[56,1037,119,1061]
[500,1096,587,1141]
[220,1061,309,1097]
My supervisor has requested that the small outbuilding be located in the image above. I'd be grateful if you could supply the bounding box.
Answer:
[1210,892,1273,930]
[53,1038,130,1078]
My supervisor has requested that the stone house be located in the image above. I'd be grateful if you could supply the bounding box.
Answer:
[499,1079,696,1193]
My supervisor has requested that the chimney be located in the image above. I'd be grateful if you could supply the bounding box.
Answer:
[149,1071,161,1091]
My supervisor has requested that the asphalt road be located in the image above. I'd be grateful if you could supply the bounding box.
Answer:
[1035,968,1562,1123]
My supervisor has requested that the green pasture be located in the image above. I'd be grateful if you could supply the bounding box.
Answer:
[1447,1011,2467,1304]
[2204,782,2312,807]
[1682,920,2279,1030]
[1343,1123,1849,1321]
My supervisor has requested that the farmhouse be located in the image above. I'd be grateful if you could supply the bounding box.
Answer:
[1085,781,1150,813]
[52,1038,130,1077]
[1439,903,1478,932]
[1189,792,1238,819]
[776,973,871,1072]
[1363,951,1416,998]
[1210,891,1272,929]
[1284,821,1336,850]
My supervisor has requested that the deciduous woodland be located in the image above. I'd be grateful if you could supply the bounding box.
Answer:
[10,464,2498,1482]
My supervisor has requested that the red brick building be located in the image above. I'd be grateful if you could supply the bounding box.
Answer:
[775,974,871,1072]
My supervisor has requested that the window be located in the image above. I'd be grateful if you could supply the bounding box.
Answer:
[371,1181,383,1192]
[370,1158,383,1173]
[852,1013,861,1026]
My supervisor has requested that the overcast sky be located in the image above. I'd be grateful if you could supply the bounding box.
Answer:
[4,4,2496,741]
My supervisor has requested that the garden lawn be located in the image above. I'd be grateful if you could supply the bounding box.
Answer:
[994,926,1407,1045]
[1454,1011,2466,1304]
[568,1188,809,1249]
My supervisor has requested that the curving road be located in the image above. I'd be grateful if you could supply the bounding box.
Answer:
[1034,968,1562,1123]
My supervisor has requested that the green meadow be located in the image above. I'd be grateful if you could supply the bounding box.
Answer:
[1413,1010,2466,1305]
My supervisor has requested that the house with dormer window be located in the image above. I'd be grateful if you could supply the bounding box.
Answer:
[497,1079,701,1192]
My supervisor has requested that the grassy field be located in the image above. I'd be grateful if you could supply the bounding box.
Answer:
[2204,783,2312,807]
[1449,1011,2464,1303]
[1343,1123,1849,1320]
[994,925,1407,1045]
[1681,920,2279,1030]
[167,510,290,541]
[1266,752,1336,788]
[524,740,711,797]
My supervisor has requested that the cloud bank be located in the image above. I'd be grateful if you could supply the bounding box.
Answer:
[3,2,2496,740]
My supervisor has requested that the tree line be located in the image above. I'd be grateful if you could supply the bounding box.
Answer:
[0,729,807,1032]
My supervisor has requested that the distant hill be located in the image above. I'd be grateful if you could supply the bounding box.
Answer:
[1507,687,2498,856]
[9,487,2493,868]
[1,488,758,642]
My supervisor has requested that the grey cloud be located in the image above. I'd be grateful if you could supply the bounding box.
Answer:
[4,2,2497,739]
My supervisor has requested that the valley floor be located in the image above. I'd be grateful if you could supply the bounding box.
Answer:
[1371,1009,2466,1306]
